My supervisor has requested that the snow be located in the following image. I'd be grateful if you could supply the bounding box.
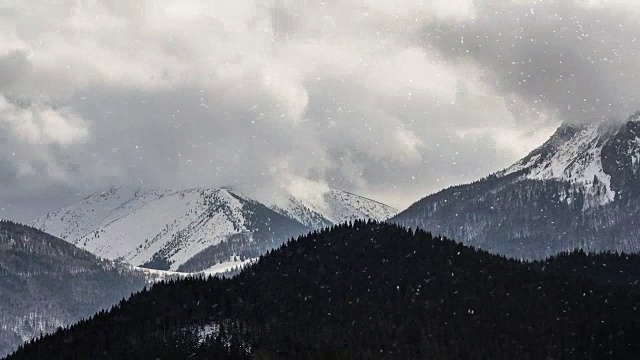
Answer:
[192,322,251,352]
[31,187,251,270]
[126,260,255,283]
[30,186,143,242]
[132,266,194,283]
[631,136,640,168]
[500,123,616,205]
[197,324,219,343]
[201,258,256,275]
[31,185,395,271]
[270,187,397,228]
[321,188,398,224]
[502,154,541,175]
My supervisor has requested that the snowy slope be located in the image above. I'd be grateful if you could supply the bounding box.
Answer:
[30,186,146,242]
[271,199,333,230]
[31,185,395,271]
[498,122,621,205]
[270,187,397,228]
[31,187,305,271]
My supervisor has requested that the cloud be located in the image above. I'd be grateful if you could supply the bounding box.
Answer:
[0,95,92,188]
[424,0,640,125]
[0,96,88,145]
[2,0,612,221]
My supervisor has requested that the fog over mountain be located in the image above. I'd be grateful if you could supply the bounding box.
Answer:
[425,0,640,125]
[1,0,638,221]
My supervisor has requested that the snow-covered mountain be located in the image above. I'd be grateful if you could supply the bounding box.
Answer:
[31,186,395,271]
[498,123,616,205]
[31,187,308,272]
[392,112,640,259]
[270,187,397,229]
[499,111,640,203]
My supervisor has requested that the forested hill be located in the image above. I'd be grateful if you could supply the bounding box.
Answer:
[0,221,149,357]
[6,221,640,359]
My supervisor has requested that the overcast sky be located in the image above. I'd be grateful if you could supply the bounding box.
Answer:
[2,0,640,221]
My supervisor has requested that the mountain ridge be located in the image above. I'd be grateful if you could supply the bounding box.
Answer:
[31,185,395,271]
[392,112,640,258]
[498,112,640,204]
[269,186,396,228]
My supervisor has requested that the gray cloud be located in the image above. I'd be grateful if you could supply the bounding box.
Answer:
[5,0,634,221]
[424,0,640,124]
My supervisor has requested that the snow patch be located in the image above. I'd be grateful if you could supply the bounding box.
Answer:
[201,258,256,276]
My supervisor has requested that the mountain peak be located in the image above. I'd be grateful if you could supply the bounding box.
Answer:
[497,113,640,205]
[392,111,640,259]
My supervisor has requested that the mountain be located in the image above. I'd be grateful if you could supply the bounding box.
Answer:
[31,187,309,272]
[392,112,640,259]
[269,187,397,229]
[31,186,394,272]
[0,220,152,358]
[6,221,640,359]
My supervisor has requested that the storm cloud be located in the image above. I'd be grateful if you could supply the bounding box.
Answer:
[425,0,640,124]
[1,0,636,221]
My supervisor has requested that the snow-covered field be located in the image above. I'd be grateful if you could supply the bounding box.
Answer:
[134,258,254,282]
[201,258,256,276]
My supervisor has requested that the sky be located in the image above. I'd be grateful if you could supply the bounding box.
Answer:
[1,0,640,221]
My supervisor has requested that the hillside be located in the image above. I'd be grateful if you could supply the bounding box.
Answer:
[7,222,639,359]
[0,221,150,357]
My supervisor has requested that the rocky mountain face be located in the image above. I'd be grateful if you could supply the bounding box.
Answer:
[0,220,151,357]
[31,186,395,272]
[393,112,640,259]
